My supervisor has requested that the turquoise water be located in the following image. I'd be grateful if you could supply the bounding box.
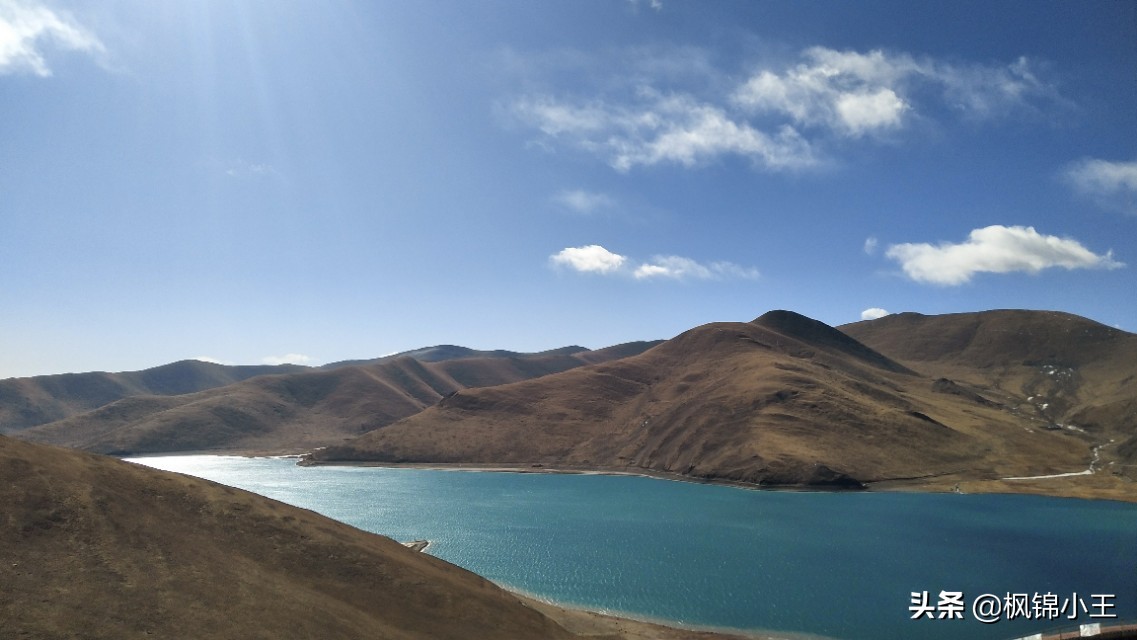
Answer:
[128,456,1137,640]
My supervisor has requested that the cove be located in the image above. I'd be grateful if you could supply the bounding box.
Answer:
[127,456,1137,640]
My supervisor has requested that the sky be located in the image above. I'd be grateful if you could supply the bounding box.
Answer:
[2,0,1136,378]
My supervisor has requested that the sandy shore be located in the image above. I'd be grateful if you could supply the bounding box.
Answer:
[511,592,842,640]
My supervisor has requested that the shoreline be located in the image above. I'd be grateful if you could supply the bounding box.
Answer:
[119,449,1137,502]
[297,459,875,493]
[506,589,843,640]
[298,458,1137,504]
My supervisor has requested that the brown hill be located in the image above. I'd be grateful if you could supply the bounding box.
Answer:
[0,360,305,433]
[840,309,1137,482]
[0,434,582,639]
[17,343,659,456]
[323,344,593,368]
[310,310,1129,499]
[1,344,660,435]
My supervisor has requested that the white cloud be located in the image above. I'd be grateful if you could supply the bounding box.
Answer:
[936,56,1060,120]
[614,97,818,171]
[707,260,761,280]
[835,89,907,135]
[516,97,615,137]
[553,189,615,214]
[261,353,312,366]
[551,245,758,282]
[626,0,663,10]
[1063,158,1137,216]
[511,46,1060,171]
[550,244,628,274]
[885,225,1123,286]
[514,92,818,172]
[0,0,104,76]
[732,48,916,137]
[860,308,889,321]
[633,256,760,281]
[863,237,879,255]
[634,255,712,280]
[732,48,1058,138]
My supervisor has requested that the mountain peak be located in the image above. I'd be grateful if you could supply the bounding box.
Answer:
[752,310,912,374]
[753,309,832,334]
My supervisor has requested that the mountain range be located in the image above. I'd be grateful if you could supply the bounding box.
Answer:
[8,342,660,455]
[0,360,306,432]
[5,309,1134,501]
[309,310,1136,501]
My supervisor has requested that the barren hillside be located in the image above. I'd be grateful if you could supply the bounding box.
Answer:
[310,311,1131,499]
[841,310,1137,482]
[0,435,581,640]
[18,343,659,455]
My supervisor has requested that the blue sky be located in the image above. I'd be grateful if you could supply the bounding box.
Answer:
[2,0,1135,378]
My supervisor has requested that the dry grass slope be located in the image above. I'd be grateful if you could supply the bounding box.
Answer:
[313,310,1136,501]
[16,344,659,456]
[1,435,581,640]
[0,360,305,433]
[841,309,1137,484]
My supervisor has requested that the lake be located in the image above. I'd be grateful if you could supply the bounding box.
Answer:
[127,455,1137,640]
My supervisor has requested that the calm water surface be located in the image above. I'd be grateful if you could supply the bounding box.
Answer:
[128,456,1137,640]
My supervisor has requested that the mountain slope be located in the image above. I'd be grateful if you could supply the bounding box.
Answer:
[0,435,578,640]
[323,344,593,368]
[0,360,305,433]
[840,309,1137,481]
[18,342,660,455]
[311,311,1102,492]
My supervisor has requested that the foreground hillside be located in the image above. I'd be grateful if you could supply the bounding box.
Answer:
[311,310,1134,500]
[0,435,577,640]
[17,342,658,455]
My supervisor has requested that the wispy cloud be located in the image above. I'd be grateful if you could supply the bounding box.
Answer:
[550,244,758,282]
[553,189,616,214]
[0,0,104,76]
[634,256,759,281]
[513,91,818,172]
[733,49,1059,135]
[509,46,1062,171]
[1063,157,1137,216]
[863,237,879,255]
[885,225,1123,286]
[261,353,312,366]
[860,307,889,321]
[626,0,663,11]
[224,159,280,179]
